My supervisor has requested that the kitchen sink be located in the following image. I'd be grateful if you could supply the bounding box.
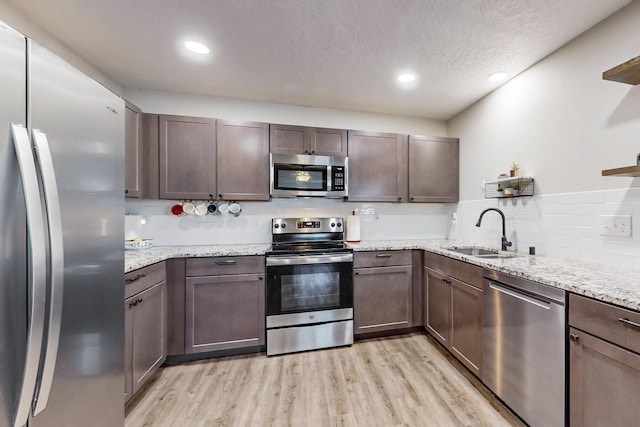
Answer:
[446,247,518,259]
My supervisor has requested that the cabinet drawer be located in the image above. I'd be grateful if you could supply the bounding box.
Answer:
[354,250,412,268]
[186,256,265,276]
[569,294,640,354]
[125,262,166,299]
[424,251,482,289]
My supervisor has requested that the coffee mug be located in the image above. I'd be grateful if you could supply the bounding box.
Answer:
[217,202,229,214]
[207,202,217,214]
[171,204,183,216]
[195,203,208,216]
[228,202,242,216]
[182,202,196,215]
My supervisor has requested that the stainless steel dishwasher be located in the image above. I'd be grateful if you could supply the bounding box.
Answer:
[483,269,566,427]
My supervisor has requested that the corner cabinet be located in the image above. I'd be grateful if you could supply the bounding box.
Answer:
[158,115,216,200]
[125,262,167,403]
[347,131,408,202]
[569,294,640,426]
[424,252,483,377]
[185,256,265,353]
[270,124,347,156]
[353,251,413,335]
[408,135,459,203]
[124,101,143,198]
[216,120,269,200]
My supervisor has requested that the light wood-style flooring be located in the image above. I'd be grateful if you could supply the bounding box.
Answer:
[125,332,524,426]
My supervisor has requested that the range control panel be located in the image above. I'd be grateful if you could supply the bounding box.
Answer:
[272,217,344,234]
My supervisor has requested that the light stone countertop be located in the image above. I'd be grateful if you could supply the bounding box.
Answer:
[125,239,640,312]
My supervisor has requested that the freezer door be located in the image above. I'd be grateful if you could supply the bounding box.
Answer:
[0,23,27,427]
[28,41,125,427]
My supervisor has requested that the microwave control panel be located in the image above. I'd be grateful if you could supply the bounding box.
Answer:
[331,166,345,191]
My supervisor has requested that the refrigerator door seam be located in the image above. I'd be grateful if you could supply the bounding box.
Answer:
[30,129,64,416]
[9,123,47,427]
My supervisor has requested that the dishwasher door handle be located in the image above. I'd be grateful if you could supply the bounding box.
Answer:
[489,282,551,310]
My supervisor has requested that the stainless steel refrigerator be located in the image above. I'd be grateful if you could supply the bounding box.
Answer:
[0,21,124,427]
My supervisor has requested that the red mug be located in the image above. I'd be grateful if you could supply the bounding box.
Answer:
[171,204,183,216]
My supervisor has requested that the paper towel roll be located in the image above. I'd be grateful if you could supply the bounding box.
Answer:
[346,214,361,242]
[125,215,143,240]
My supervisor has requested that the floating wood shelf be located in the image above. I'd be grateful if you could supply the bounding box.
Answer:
[602,165,640,177]
[603,55,640,85]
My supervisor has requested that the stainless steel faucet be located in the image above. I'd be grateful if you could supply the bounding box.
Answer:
[476,208,513,251]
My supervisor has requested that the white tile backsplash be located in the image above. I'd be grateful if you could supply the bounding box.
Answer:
[451,188,640,271]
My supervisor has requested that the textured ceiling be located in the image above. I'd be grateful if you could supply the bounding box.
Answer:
[5,0,631,119]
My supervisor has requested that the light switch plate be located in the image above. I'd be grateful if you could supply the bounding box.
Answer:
[599,215,632,237]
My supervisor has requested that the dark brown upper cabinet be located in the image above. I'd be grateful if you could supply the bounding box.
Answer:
[270,124,347,156]
[347,130,408,202]
[216,120,269,201]
[408,135,459,203]
[158,115,216,200]
[124,102,143,198]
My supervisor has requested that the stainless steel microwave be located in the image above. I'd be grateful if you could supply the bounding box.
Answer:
[270,153,348,198]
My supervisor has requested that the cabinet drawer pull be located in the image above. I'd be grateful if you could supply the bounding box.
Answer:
[125,273,146,284]
[569,334,579,341]
[375,254,392,258]
[618,317,640,329]
[216,260,237,265]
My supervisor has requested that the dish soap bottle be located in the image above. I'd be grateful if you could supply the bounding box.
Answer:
[346,211,361,242]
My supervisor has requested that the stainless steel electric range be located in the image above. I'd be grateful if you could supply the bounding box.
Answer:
[265,217,354,356]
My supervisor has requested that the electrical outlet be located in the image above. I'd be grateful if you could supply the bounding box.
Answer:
[599,215,632,237]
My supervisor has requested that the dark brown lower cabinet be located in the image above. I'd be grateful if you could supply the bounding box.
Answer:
[354,265,413,335]
[125,264,167,403]
[423,252,483,377]
[185,258,265,353]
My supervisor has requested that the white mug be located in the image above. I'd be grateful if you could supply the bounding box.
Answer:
[217,202,229,215]
[194,203,208,216]
[228,202,242,216]
[182,202,196,215]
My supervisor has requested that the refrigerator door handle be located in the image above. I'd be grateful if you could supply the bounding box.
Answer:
[31,129,64,415]
[10,123,47,427]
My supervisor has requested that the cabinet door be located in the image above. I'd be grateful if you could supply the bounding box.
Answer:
[270,124,310,155]
[347,131,408,202]
[354,265,412,335]
[159,115,216,199]
[309,127,347,156]
[409,136,459,203]
[570,327,640,426]
[125,102,143,198]
[424,267,450,346]
[216,120,269,200]
[130,281,167,395]
[185,273,265,353]
[124,298,133,402]
[450,278,482,376]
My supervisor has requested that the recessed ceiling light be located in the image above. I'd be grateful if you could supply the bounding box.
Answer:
[488,72,507,82]
[397,73,416,83]
[184,41,210,54]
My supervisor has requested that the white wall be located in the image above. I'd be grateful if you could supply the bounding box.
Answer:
[449,0,640,201]
[448,1,640,270]
[123,89,447,136]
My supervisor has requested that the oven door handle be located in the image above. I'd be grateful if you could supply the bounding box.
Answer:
[266,253,353,266]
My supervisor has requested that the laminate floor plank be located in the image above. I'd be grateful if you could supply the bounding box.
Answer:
[126,332,524,427]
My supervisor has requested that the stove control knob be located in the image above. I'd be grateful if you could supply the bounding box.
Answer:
[331,223,336,227]
[274,224,279,229]
[337,223,342,227]
[281,224,287,229]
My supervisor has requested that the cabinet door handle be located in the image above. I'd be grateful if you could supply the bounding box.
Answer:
[375,254,392,258]
[216,260,237,265]
[569,334,579,341]
[618,317,640,329]
[128,301,138,308]
[355,272,360,275]
[126,273,146,284]
[137,298,143,304]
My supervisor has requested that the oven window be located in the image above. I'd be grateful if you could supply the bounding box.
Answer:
[281,271,340,311]
[274,165,326,191]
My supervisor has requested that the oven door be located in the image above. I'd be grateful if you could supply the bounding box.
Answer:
[266,253,353,317]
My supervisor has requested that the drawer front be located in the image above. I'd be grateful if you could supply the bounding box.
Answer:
[424,251,482,289]
[125,262,166,299]
[354,250,412,268]
[569,293,640,353]
[186,255,265,276]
